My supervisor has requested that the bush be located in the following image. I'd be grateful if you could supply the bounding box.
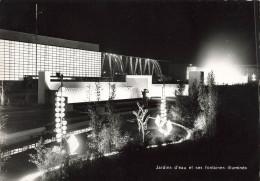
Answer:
[98,106,131,154]
[88,103,131,156]
[29,138,66,181]
[198,71,218,138]
[170,94,200,129]
[0,107,7,180]
[170,72,218,139]
[193,114,207,141]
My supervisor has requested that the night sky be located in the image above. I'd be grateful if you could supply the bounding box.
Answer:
[0,1,257,65]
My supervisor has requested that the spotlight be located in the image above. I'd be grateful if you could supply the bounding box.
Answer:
[67,135,79,155]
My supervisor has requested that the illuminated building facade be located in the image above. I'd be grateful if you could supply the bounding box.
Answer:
[0,29,101,81]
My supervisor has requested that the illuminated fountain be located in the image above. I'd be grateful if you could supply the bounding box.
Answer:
[153,84,192,141]
[155,84,172,136]
[102,53,162,77]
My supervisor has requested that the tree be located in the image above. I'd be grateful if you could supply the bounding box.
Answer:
[171,80,200,128]
[87,106,102,154]
[196,71,218,138]
[0,81,4,106]
[133,102,150,143]
[175,81,185,96]
[206,71,218,137]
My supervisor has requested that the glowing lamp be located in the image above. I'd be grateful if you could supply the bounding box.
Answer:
[55,113,61,117]
[55,102,61,107]
[55,97,61,102]
[55,123,61,128]
[55,118,61,123]
[56,97,65,102]
[67,135,79,155]
[62,121,67,125]
[56,128,61,133]
[55,108,61,112]
[56,133,62,138]
[252,74,256,81]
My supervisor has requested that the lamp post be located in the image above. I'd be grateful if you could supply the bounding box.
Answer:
[35,4,42,77]
[54,74,67,181]
[55,74,66,143]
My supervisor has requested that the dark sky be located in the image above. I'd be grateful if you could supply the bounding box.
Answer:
[0,1,257,65]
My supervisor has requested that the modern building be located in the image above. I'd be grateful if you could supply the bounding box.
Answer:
[0,29,101,80]
[0,29,167,82]
[0,29,190,106]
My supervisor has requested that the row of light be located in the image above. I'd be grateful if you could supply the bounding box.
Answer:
[160,85,167,123]
[55,87,67,143]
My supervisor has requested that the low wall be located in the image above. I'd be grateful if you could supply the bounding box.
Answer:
[149,84,189,97]
[38,72,189,104]
[59,86,139,103]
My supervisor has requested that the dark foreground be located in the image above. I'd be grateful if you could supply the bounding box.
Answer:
[64,84,259,181]
[5,84,259,181]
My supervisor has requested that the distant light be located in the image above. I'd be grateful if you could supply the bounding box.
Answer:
[68,135,79,155]
[252,73,256,81]
[203,60,246,85]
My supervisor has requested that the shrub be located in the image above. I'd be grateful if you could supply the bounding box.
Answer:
[197,71,218,138]
[97,105,130,154]
[170,72,218,139]
[95,82,102,102]
[0,106,8,181]
[88,103,130,156]
[108,83,116,101]
[86,83,92,102]
[133,102,150,143]
[29,138,66,181]
[193,114,207,141]
[87,106,102,155]
[171,94,200,129]
[175,81,185,96]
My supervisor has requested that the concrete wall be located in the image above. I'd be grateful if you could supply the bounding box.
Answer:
[126,75,152,97]
[38,72,189,104]
[57,86,139,103]
[150,84,189,97]
[38,71,51,104]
